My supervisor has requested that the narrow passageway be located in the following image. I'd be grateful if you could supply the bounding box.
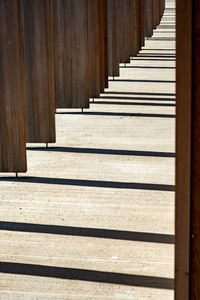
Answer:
[0,1,175,299]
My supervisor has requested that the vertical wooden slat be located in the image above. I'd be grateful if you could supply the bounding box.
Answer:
[103,0,108,88]
[52,0,72,108]
[190,1,200,299]
[87,0,101,98]
[0,0,27,173]
[118,0,132,63]
[107,0,120,77]
[175,0,192,299]
[131,0,140,56]
[70,0,89,108]
[53,0,89,108]
[145,0,153,38]
[20,0,55,143]
[99,0,108,92]
[153,0,160,27]
[140,0,145,47]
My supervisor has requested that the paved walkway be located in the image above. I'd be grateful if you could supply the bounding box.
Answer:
[0,1,175,299]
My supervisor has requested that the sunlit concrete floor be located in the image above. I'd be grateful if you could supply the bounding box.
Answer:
[0,1,175,299]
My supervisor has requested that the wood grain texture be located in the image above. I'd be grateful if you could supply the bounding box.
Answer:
[0,0,27,173]
[159,0,165,20]
[107,0,120,77]
[117,0,131,63]
[153,0,159,28]
[52,0,89,108]
[52,0,72,108]
[190,1,200,299]
[87,0,101,98]
[140,0,145,47]
[103,0,108,88]
[175,0,192,299]
[131,0,140,56]
[99,0,108,92]
[144,0,153,38]
[20,0,55,143]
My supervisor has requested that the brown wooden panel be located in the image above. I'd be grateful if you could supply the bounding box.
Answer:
[20,0,55,143]
[175,0,192,299]
[153,0,160,28]
[117,0,131,63]
[87,0,101,98]
[103,0,108,88]
[99,0,108,92]
[145,0,153,38]
[52,0,89,108]
[190,1,200,299]
[52,0,72,108]
[159,0,165,20]
[0,0,27,173]
[140,0,145,47]
[131,0,140,56]
[107,0,120,77]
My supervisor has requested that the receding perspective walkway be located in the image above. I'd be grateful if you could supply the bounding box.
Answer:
[0,2,175,300]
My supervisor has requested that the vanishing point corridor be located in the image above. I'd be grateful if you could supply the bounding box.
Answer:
[0,1,175,299]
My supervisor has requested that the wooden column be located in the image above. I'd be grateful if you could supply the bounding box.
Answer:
[52,0,72,108]
[117,0,132,63]
[19,0,55,143]
[175,0,200,299]
[145,0,153,38]
[190,1,200,299]
[107,0,120,77]
[140,0,145,47]
[99,0,108,92]
[0,0,27,173]
[131,0,140,56]
[87,0,101,98]
[153,0,160,28]
[159,0,165,20]
[52,0,89,108]
[176,1,192,298]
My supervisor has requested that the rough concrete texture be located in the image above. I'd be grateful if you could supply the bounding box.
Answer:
[0,1,175,299]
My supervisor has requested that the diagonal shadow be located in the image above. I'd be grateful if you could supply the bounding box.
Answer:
[154,31,176,33]
[104,91,176,97]
[55,112,176,118]
[91,101,176,107]
[27,146,175,159]
[141,49,175,51]
[27,146,175,158]
[0,262,174,289]
[109,76,176,83]
[132,58,175,62]
[109,79,175,83]
[0,221,175,244]
[137,54,175,58]
[99,96,175,101]
[0,177,175,191]
[153,29,176,32]
[120,66,175,70]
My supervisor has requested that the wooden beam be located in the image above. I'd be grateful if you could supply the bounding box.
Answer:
[131,0,140,56]
[99,0,108,92]
[52,0,89,108]
[19,0,55,143]
[190,0,200,298]
[140,0,145,47]
[175,0,192,299]
[87,0,101,98]
[0,0,27,173]
[145,0,153,38]
[107,0,120,77]
[117,0,132,63]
